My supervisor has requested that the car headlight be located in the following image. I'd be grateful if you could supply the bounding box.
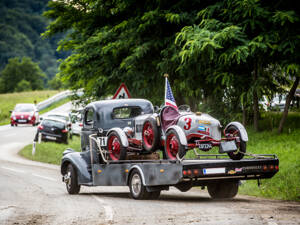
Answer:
[28,116,32,120]
[13,116,16,120]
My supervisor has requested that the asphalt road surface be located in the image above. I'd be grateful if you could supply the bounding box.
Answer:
[1,103,300,225]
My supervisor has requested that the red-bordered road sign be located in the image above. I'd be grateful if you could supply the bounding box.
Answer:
[112,83,131,99]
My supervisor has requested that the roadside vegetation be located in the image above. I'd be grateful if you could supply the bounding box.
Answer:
[20,136,81,165]
[19,111,300,201]
[0,90,60,125]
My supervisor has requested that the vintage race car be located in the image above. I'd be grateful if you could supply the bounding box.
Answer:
[81,99,248,161]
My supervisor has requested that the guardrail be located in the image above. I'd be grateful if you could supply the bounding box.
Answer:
[37,90,73,111]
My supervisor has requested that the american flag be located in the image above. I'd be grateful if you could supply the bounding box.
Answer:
[165,76,178,109]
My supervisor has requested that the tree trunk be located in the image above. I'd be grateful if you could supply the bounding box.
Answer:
[278,76,299,134]
[253,63,259,131]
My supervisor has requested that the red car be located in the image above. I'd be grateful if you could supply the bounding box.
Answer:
[10,103,39,126]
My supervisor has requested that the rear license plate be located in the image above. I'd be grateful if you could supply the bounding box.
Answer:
[196,142,212,150]
[203,168,225,175]
[18,120,27,122]
[46,136,56,140]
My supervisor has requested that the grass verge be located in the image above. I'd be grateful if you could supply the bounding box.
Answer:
[19,136,81,165]
[0,90,60,125]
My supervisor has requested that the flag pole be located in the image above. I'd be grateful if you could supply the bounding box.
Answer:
[164,74,168,106]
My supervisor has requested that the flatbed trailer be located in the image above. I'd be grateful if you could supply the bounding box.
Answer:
[61,149,279,199]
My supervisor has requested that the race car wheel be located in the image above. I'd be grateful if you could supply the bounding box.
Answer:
[164,129,185,160]
[129,169,150,200]
[207,181,239,199]
[65,164,81,194]
[107,131,127,161]
[226,126,246,160]
[142,117,160,152]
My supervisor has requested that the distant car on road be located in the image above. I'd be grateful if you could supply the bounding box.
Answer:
[70,112,83,135]
[35,117,69,144]
[10,103,39,126]
[44,112,73,138]
[270,94,286,111]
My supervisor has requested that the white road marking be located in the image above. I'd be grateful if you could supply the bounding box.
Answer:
[32,173,56,182]
[92,195,114,222]
[1,166,26,173]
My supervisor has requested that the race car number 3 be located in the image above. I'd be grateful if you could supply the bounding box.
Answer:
[184,117,192,130]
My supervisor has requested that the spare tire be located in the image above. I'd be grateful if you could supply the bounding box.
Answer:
[142,117,160,152]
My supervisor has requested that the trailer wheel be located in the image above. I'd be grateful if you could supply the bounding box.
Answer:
[225,126,246,160]
[207,181,239,199]
[65,164,81,194]
[107,131,127,161]
[129,169,150,200]
[164,129,185,160]
[142,117,160,152]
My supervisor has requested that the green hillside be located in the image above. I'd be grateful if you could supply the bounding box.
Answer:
[0,0,67,83]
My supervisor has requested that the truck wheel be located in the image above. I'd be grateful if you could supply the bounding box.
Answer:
[207,181,239,199]
[142,117,160,152]
[65,164,81,194]
[164,129,185,160]
[226,126,246,160]
[129,169,150,200]
[107,131,127,161]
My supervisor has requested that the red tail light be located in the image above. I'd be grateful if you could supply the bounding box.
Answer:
[193,169,199,175]
[269,165,274,170]
[62,129,68,133]
[38,125,43,130]
[263,165,268,171]
[187,170,192,176]
[183,170,187,176]
[79,123,83,127]
[275,165,279,170]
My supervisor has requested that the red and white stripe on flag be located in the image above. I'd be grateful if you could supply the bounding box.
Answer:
[164,76,178,109]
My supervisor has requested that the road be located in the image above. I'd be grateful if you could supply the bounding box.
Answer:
[1,103,300,225]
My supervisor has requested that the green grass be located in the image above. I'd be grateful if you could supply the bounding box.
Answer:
[19,136,81,165]
[0,90,60,125]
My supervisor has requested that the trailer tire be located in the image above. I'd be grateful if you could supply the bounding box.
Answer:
[107,131,127,161]
[225,126,246,160]
[65,164,81,194]
[129,169,150,200]
[207,181,239,199]
[142,117,160,152]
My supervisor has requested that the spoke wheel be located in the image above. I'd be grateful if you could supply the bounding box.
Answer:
[107,131,127,160]
[164,130,185,160]
[226,126,246,160]
[65,164,80,194]
[142,118,159,152]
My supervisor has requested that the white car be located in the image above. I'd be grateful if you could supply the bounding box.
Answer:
[270,94,286,111]
[70,113,83,135]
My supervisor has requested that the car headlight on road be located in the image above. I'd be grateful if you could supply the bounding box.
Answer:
[28,116,32,120]
[13,116,16,120]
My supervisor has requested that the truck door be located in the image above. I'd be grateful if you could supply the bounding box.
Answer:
[81,107,97,151]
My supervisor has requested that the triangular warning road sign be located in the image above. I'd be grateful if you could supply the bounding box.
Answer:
[112,83,131,99]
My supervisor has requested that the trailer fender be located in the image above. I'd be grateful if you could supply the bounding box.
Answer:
[166,125,187,146]
[127,165,146,186]
[224,122,248,142]
[107,128,129,147]
[61,150,92,185]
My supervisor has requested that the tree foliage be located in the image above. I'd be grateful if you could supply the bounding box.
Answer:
[44,0,299,128]
[0,57,46,93]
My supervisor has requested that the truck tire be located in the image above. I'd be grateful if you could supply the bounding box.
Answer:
[207,181,239,199]
[225,126,246,160]
[107,131,127,161]
[65,164,81,194]
[164,129,185,160]
[142,117,160,152]
[129,169,151,200]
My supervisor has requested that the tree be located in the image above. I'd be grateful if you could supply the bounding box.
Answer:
[0,57,46,93]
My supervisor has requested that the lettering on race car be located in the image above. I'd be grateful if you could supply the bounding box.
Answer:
[184,117,192,130]
[197,120,211,125]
